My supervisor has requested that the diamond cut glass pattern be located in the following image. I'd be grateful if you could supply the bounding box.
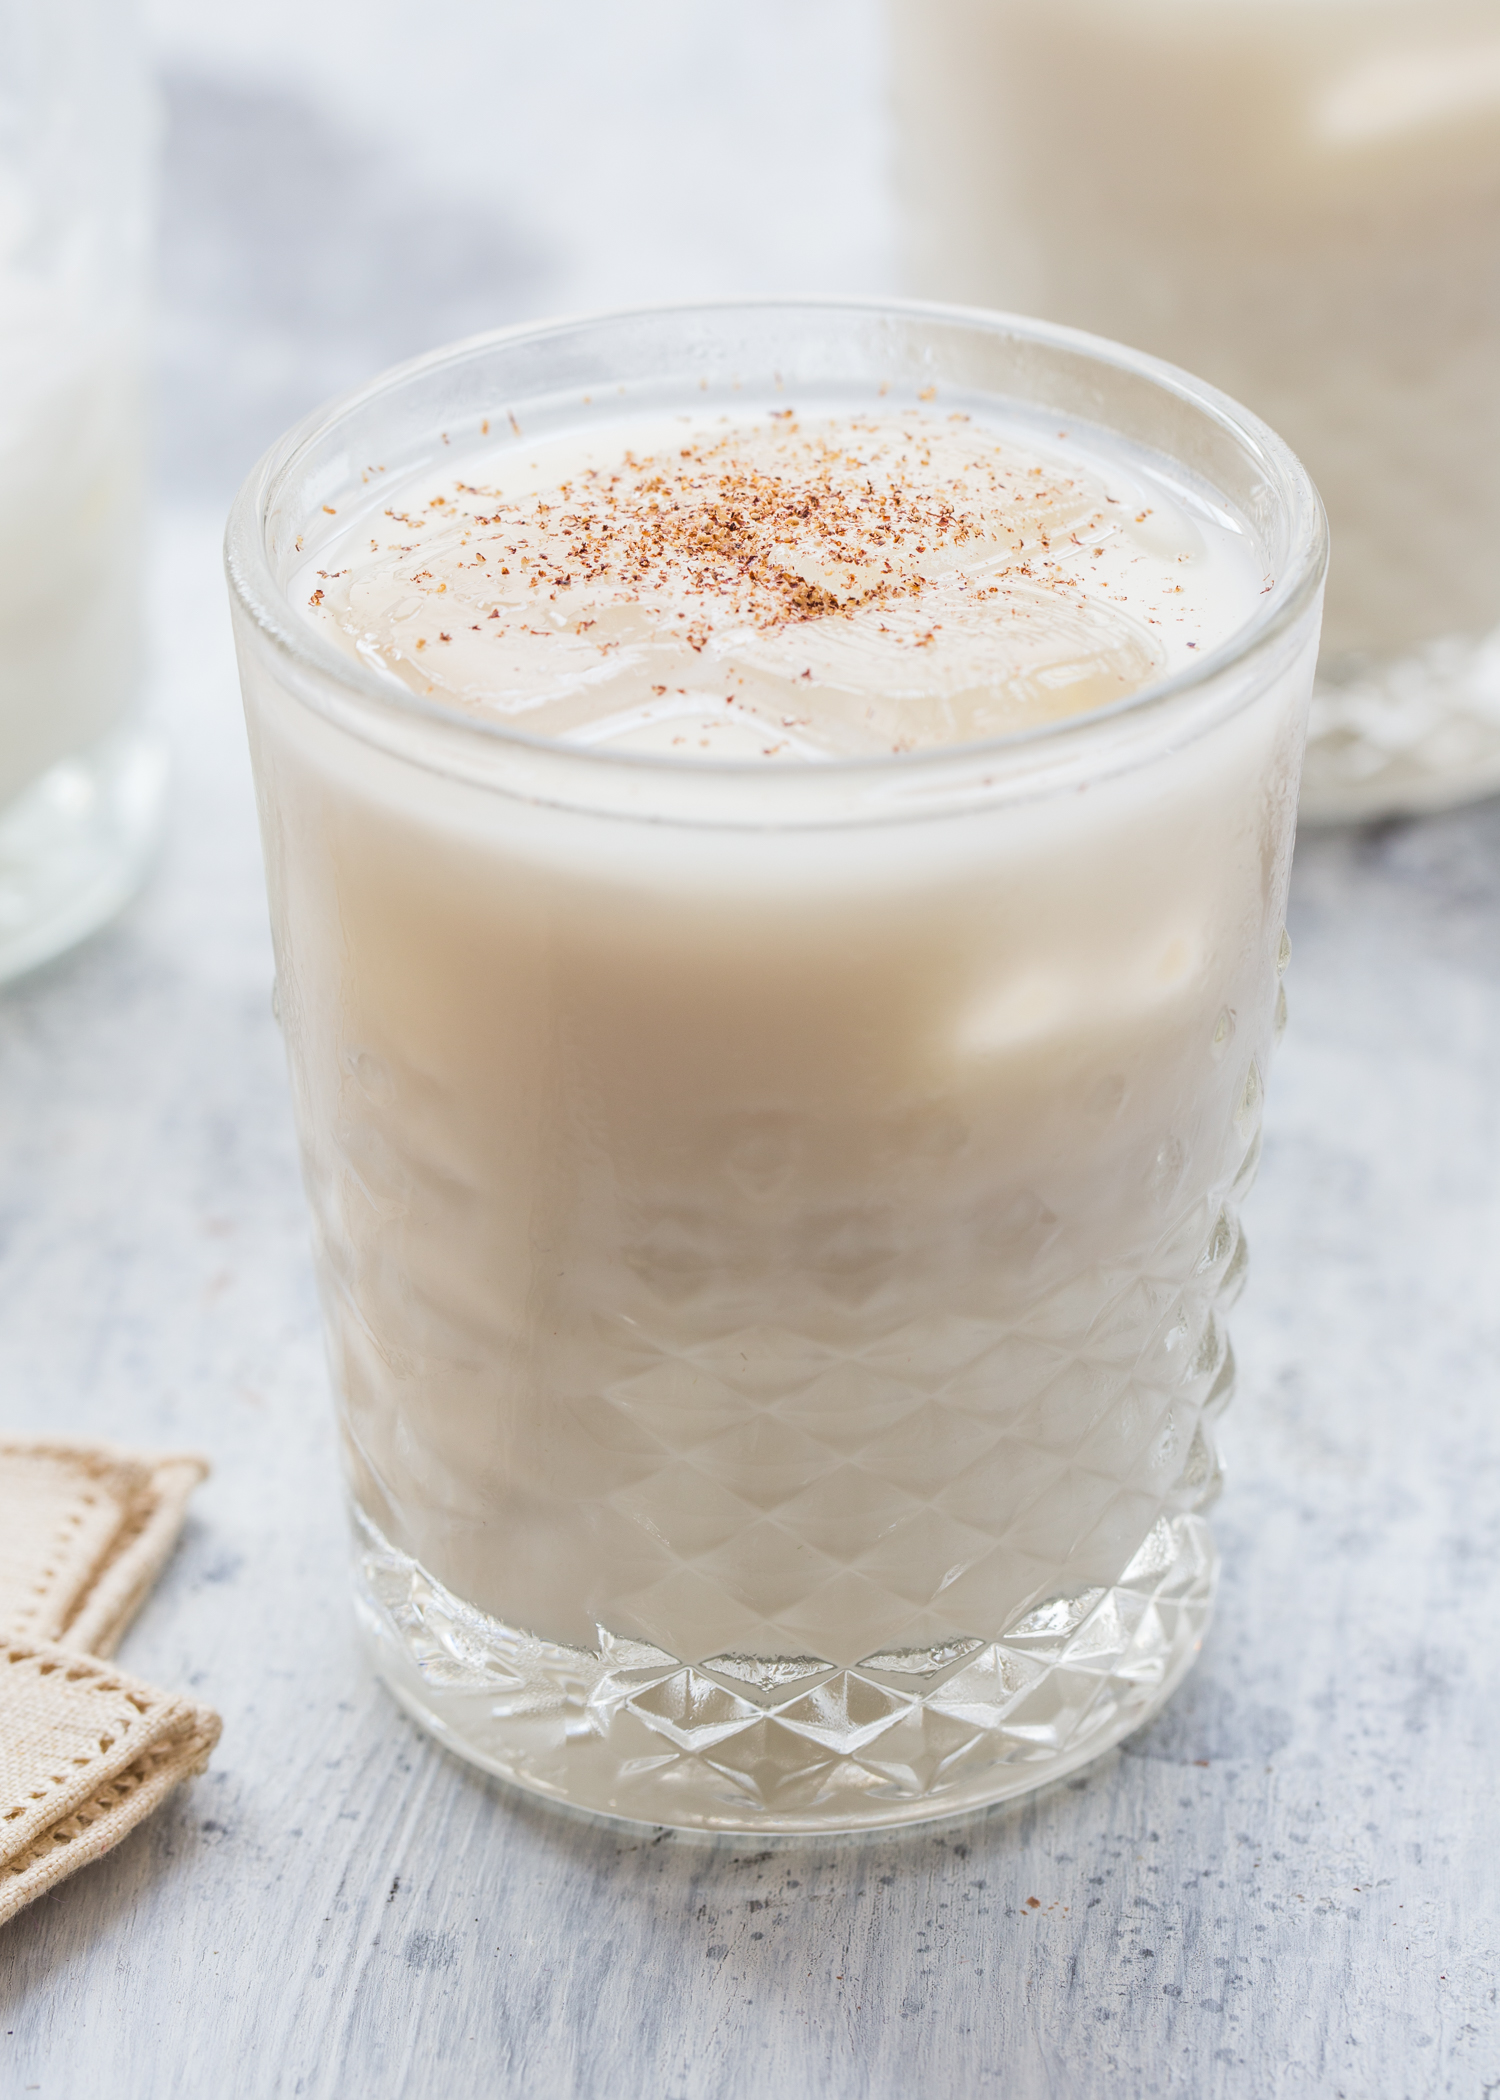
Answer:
[350,1083,1263,1828]
[357,1505,1218,1830]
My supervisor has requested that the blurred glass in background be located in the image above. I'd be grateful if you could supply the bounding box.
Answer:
[892,0,1500,820]
[0,0,165,982]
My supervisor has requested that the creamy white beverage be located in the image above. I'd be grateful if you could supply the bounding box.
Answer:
[0,4,163,981]
[0,288,144,808]
[230,307,1324,1831]
[891,0,1500,817]
[291,407,1267,1663]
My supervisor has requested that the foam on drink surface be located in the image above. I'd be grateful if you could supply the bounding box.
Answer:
[301,407,1262,758]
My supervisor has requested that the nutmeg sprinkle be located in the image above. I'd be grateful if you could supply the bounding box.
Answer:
[301,408,1257,759]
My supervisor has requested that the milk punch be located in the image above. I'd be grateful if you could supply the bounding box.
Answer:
[227,303,1326,1832]
[892,0,1500,818]
[0,1,165,981]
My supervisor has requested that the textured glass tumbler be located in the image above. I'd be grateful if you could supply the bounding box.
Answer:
[892,0,1500,821]
[227,301,1325,1833]
[0,1,165,984]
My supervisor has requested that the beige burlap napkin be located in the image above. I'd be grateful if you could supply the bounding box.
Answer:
[0,1439,220,1926]
[0,1438,209,1656]
[0,1638,220,1925]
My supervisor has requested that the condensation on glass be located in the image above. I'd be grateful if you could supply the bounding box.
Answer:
[226,303,1326,1832]
[0,2,165,983]
[892,0,1500,820]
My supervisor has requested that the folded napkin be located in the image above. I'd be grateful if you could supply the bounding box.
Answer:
[0,1638,219,1925]
[0,1438,220,1927]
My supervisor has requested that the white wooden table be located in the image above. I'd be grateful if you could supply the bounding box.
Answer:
[3,9,1498,2092]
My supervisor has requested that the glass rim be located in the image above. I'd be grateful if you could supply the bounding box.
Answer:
[224,295,1328,815]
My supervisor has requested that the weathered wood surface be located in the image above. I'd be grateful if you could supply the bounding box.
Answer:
[4,12,1499,2093]
[3,549,1495,2100]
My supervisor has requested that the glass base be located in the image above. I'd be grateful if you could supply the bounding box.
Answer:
[1302,627,1500,822]
[353,1506,1216,1834]
[0,727,168,985]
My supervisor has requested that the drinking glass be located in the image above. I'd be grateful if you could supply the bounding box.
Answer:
[892,0,1500,820]
[227,301,1325,1832]
[0,0,165,983]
